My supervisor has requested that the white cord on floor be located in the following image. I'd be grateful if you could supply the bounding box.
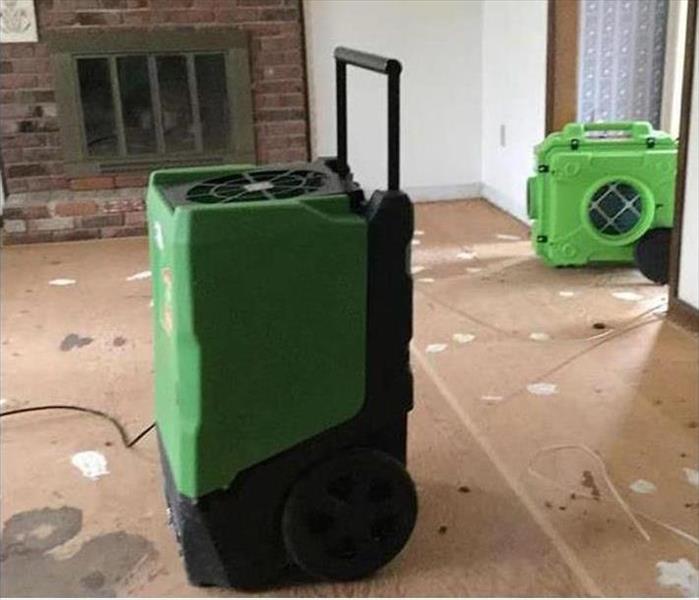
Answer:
[527,443,699,546]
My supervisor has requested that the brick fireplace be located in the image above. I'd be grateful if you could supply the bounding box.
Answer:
[0,0,310,244]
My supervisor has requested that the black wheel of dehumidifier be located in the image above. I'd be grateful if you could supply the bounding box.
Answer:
[634,228,672,284]
[282,448,417,582]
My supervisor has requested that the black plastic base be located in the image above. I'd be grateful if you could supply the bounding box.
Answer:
[159,187,415,589]
[160,417,409,589]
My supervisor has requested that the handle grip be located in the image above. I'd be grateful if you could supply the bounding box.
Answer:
[563,121,654,139]
[334,47,402,191]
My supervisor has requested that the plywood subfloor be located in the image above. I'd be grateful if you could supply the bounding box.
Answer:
[1,200,697,597]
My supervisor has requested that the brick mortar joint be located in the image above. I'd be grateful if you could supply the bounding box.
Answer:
[5,187,146,209]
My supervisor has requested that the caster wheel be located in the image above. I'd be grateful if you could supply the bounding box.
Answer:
[282,449,417,581]
[634,228,672,284]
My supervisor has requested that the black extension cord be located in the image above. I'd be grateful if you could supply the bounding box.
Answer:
[0,405,155,448]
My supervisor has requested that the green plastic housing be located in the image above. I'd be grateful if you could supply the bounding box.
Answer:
[527,121,677,266]
[147,165,367,498]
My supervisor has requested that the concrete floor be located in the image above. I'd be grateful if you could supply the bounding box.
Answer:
[1,199,697,597]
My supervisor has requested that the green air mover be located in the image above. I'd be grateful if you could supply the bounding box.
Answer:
[146,47,417,589]
[527,121,677,283]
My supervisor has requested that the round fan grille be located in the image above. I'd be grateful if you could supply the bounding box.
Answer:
[588,181,643,236]
[185,169,328,204]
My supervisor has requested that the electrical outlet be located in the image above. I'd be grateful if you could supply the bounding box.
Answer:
[500,124,507,147]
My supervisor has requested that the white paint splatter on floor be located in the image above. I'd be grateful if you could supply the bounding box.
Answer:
[452,333,476,344]
[466,267,482,274]
[417,277,435,283]
[629,479,657,494]
[411,265,426,275]
[149,299,154,308]
[457,251,477,261]
[126,270,151,282]
[527,382,558,396]
[612,291,643,302]
[683,467,699,488]
[0,398,7,407]
[558,290,576,298]
[414,229,425,236]
[481,395,504,405]
[412,239,421,246]
[426,343,448,354]
[71,451,109,480]
[496,233,521,241]
[656,558,699,597]
[529,332,551,342]
[49,278,76,286]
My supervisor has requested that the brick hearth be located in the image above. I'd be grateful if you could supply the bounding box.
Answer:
[0,0,310,244]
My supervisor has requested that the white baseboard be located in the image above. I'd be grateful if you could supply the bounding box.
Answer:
[377,181,533,231]
[480,183,530,225]
[405,182,482,203]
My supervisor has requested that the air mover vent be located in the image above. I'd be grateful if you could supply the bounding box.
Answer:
[185,169,328,204]
[588,181,643,235]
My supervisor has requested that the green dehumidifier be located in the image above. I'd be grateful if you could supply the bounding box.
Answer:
[146,48,417,589]
[527,121,677,283]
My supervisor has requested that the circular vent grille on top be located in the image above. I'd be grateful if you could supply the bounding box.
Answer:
[185,169,328,204]
[588,181,643,235]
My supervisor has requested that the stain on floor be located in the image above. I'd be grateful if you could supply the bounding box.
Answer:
[1,507,155,597]
[581,470,601,500]
[59,334,93,352]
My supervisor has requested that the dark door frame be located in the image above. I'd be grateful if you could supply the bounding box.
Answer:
[668,0,698,332]
[546,0,579,134]
[545,0,699,331]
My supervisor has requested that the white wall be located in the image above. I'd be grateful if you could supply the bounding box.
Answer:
[678,21,699,310]
[303,0,482,199]
[481,0,548,222]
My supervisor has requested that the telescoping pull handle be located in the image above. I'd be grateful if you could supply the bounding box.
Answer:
[334,47,402,191]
